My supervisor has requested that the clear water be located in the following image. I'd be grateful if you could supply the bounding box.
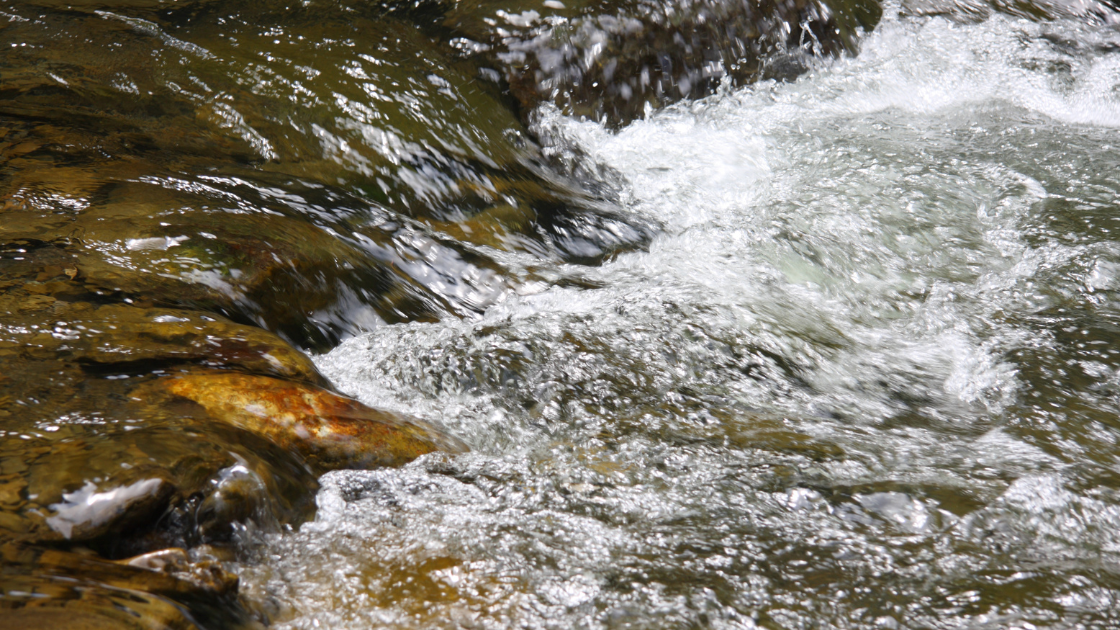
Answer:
[238,10,1120,629]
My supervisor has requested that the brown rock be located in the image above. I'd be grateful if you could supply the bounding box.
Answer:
[0,289,328,387]
[0,607,197,630]
[0,543,249,630]
[161,372,468,471]
[0,476,27,507]
[117,548,239,597]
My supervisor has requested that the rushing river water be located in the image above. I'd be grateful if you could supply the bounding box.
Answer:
[4,0,1120,627]
[221,7,1120,630]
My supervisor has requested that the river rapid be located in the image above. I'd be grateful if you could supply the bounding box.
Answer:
[225,7,1120,630]
[4,0,1120,627]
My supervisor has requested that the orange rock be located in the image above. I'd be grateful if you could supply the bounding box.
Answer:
[163,373,466,471]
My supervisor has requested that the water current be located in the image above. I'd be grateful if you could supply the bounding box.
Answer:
[3,0,1120,626]
[221,7,1120,629]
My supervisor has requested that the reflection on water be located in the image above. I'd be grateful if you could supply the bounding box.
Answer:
[239,10,1120,630]
[4,0,1120,626]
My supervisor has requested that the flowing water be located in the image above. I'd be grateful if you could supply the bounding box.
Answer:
[6,0,1120,627]
[227,9,1120,630]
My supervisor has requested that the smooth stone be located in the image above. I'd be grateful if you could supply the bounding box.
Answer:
[157,372,468,472]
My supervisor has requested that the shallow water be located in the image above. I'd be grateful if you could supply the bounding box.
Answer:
[4,0,1120,625]
[223,8,1120,629]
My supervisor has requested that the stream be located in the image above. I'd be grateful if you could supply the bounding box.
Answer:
[247,9,1120,630]
[4,0,1120,628]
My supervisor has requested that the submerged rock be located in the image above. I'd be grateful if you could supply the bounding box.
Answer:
[0,287,469,550]
[0,265,330,388]
[0,414,312,552]
[0,0,653,624]
[0,1,654,267]
[0,589,203,630]
[0,183,471,558]
[115,547,240,597]
[0,543,252,630]
[0,188,514,351]
[158,372,468,472]
[0,300,328,387]
[0,297,317,550]
[2,544,239,601]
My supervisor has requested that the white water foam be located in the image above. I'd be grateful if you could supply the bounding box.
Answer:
[251,10,1120,629]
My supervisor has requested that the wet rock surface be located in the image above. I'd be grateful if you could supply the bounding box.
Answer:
[1,543,254,630]
[438,0,883,127]
[158,372,468,472]
[0,0,633,619]
[0,2,656,349]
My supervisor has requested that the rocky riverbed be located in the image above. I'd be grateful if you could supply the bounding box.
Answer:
[4,0,1120,627]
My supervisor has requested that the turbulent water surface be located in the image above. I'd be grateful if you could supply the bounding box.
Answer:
[5,0,1120,626]
[219,8,1120,630]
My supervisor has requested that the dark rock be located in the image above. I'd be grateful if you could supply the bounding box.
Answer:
[0,543,255,630]
[441,0,883,127]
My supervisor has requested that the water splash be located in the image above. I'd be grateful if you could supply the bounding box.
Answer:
[242,8,1120,629]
